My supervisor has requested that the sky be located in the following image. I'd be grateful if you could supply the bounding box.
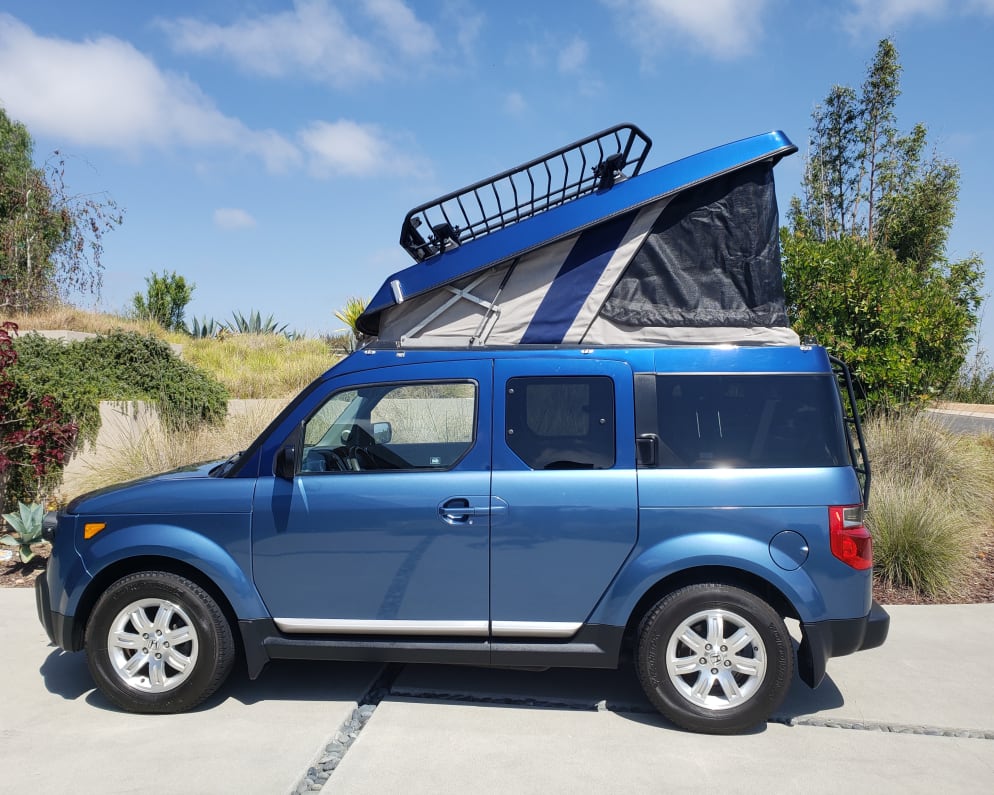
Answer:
[1,0,992,355]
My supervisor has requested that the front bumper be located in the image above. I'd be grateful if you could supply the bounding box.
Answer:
[797,600,890,688]
[35,571,77,650]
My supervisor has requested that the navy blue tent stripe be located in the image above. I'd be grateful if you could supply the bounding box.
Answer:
[520,211,638,344]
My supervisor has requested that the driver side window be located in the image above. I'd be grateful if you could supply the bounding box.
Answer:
[301,381,477,473]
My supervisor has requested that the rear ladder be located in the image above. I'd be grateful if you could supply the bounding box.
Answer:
[831,355,871,507]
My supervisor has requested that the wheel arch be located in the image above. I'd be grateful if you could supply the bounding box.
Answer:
[70,556,241,655]
[620,565,800,658]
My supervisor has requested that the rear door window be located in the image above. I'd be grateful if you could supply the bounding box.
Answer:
[644,374,848,468]
[505,376,615,469]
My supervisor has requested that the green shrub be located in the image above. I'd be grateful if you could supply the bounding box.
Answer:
[11,331,228,443]
[131,270,194,332]
[866,480,974,598]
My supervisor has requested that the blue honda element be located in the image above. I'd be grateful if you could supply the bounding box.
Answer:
[36,124,889,734]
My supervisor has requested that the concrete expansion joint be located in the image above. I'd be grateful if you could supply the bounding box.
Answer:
[776,715,994,740]
[390,687,661,715]
[290,663,404,794]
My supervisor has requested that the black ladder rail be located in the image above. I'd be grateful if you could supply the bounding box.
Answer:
[830,355,871,508]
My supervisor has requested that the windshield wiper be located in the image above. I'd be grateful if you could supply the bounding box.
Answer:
[210,450,244,477]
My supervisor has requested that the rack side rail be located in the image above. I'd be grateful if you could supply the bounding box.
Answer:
[400,123,652,262]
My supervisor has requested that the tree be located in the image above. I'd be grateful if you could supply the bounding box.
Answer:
[784,39,983,408]
[131,270,195,332]
[0,107,123,312]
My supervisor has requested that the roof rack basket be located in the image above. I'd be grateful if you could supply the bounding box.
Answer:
[399,123,652,262]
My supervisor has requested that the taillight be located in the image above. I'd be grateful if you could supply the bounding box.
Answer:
[829,504,872,570]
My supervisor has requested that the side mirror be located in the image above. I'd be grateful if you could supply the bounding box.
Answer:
[372,421,392,444]
[275,445,297,480]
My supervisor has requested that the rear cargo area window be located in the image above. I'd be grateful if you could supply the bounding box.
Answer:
[650,374,847,468]
[505,376,615,469]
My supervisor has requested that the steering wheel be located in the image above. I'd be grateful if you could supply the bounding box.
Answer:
[348,446,377,471]
[325,449,349,471]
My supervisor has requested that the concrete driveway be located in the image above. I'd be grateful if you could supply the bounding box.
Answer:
[3,588,993,794]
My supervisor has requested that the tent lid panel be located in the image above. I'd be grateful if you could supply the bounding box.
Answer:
[358,129,796,336]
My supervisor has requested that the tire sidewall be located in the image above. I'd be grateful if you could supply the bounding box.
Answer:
[638,584,793,734]
[85,571,233,713]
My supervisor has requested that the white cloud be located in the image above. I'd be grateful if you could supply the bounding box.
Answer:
[213,208,257,230]
[299,119,423,178]
[503,91,527,116]
[843,0,948,34]
[0,15,299,172]
[159,0,438,86]
[605,0,767,60]
[361,0,439,58]
[843,0,994,33]
[448,2,485,59]
[558,36,589,74]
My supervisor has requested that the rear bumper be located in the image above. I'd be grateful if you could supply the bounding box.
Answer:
[797,600,890,688]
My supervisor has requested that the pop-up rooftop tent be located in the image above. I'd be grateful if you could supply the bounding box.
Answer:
[356,124,799,347]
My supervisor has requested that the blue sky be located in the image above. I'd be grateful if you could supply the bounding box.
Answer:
[1,1,992,355]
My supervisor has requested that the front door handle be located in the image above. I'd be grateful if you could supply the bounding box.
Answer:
[439,497,489,525]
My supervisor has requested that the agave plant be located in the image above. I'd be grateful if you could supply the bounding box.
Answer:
[224,309,290,337]
[1,502,46,564]
[187,315,222,338]
[334,296,369,353]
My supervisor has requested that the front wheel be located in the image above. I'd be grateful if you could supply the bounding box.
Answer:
[84,571,235,713]
[636,583,793,734]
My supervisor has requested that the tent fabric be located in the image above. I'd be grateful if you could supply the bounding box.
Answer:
[600,163,787,329]
[580,317,799,346]
[372,160,793,348]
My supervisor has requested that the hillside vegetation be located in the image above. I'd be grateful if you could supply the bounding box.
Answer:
[8,305,339,399]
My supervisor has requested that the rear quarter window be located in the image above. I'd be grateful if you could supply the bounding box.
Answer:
[641,374,848,468]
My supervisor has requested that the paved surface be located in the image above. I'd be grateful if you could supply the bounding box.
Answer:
[928,402,994,435]
[1,588,382,794]
[4,589,994,793]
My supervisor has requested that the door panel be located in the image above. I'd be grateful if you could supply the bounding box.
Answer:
[252,361,492,628]
[490,359,638,628]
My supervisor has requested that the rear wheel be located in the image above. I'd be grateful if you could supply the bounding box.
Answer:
[85,571,235,713]
[636,583,793,734]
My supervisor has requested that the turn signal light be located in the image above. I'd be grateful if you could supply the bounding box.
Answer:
[83,522,106,540]
[829,505,872,570]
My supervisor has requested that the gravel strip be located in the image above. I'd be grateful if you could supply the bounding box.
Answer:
[776,715,994,740]
[291,664,403,794]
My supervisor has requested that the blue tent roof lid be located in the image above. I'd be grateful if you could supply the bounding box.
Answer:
[358,127,796,337]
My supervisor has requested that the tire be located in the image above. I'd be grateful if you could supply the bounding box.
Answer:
[84,571,235,714]
[636,583,793,734]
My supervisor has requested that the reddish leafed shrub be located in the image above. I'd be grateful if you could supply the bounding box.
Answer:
[0,322,78,509]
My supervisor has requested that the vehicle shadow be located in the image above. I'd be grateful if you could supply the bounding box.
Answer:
[39,648,843,726]
[384,659,845,734]
[38,647,384,712]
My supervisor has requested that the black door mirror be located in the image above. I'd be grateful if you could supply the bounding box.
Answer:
[275,445,297,480]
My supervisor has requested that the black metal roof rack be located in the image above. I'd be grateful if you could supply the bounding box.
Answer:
[399,123,652,262]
